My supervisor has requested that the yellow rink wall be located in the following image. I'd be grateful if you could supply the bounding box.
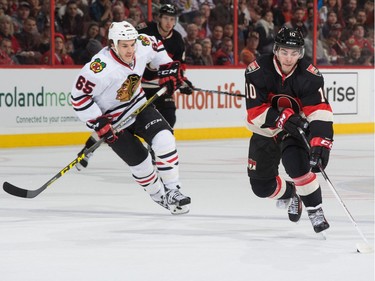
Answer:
[0,123,373,148]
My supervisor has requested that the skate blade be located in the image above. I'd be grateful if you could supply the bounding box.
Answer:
[317,230,327,240]
[170,205,190,215]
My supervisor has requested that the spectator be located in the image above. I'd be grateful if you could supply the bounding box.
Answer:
[321,10,339,39]
[12,1,31,33]
[192,11,207,40]
[240,30,260,65]
[36,0,63,34]
[89,0,112,25]
[247,0,262,25]
[0,37,19,64]
[260,0,284,30]
[355,8,372,36]
[238,0,251,42]
[60,0,85,41]
[28,0,42,18]
[0,14,21,54]
[210,23,223,53]
[40,33,75,65]
[324,23,348,63]
[345,45,368,65]
[255,10,275,54]
[285,6,308,37]
[304,26,330,64]
[184,23,200,56]
[201,37,213,65]
[341,14,357,41]
[112,4,126,22]
[346,24,374,56]
[129,7,143,26]
[319,0,341,24]
[280,0,295,24]
[199,2,213,39]
[74,38,102,65]
[185,42,205,65]
[364,0,374,28]
[73,21,104,54]
[341,0,358,22]
[213,36,234,65]
[223,22,234,40]
[209,0,233,28]
[15,17,42,64]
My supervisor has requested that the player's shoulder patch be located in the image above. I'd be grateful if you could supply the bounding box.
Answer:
[135,22,147,30]
[137,34,151,46]
[306,64,321,76]
[246,60,260,73]
[90,58,107,73]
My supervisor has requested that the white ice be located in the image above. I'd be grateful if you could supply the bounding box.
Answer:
[0,134,374,281]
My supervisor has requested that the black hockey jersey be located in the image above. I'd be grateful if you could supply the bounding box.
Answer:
[244,54,333,140]
[136,21,186,81]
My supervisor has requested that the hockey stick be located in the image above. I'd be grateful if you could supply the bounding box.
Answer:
[3,87,167,199]
[141,81,246,98]
[298,128,372,252]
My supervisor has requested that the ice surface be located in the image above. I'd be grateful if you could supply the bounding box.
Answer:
[0,135,373,281]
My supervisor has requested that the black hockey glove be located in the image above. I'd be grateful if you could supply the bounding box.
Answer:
[310,137,333,173]
[179,78,194,95]
[158,61,183,96]
[87,115,118,144]
[276,108,309,137]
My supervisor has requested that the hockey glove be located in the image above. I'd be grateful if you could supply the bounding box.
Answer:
[87,115,118,144]
[158,61,183,96]
[310,137,333,173]
[276,108,309,137]
[179,78,194,95]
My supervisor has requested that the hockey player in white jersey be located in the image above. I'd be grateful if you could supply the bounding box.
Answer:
[70,21,191,215]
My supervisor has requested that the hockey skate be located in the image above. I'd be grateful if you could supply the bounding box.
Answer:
[276,198,290,209]
[150,189,169,210]
[307,206,330,233]
[287,193,302,222]
[165,186,191,215]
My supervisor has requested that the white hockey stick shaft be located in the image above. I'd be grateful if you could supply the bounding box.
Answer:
[298,127,370,244]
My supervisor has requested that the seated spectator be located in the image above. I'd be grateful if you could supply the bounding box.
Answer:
[321,11,339,39]
[89,0,112,25]
[285,6,308,37]
[192,11,207,40]
[0,14,21,54]
[112,4,126,22]
[345,45,368,65]
[40,33,74,65]
[36,0,63,34]
[240,31,260,65]
[0,37,19,64]
[213,36,234,65]
[255,10,275,54]
[73,21,104,55]
[198,2,212,39]
[129,7,143,26]
[201,38,213,65]
[325,24,348,59]
[247,0,262,25]
[346,24,374,56]
[185,42,205,65]
[304,27,330,64]
[15,16,42,64]
[184,23,200,56]
[60,0,85,41]
[209,0,233,28]
[210,24,224,53]
[12,1,31,34]
[75,38,103,65]
[341,14,357,42]
[28,0,42,18]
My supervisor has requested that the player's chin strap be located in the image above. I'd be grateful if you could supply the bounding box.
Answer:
[2,87,167,199]
[298,127,371,248]
[141,81,246,98]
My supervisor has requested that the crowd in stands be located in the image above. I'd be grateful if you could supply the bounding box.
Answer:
[0,0,373,66]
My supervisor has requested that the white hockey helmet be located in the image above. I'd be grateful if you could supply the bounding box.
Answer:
[108,21,138,54]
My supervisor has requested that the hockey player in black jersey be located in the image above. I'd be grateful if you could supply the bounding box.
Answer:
[245,27,334,233]
[136,3,194,128]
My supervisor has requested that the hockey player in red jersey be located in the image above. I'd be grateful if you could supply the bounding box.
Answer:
[245,27,334,233]
[70,21,191,215]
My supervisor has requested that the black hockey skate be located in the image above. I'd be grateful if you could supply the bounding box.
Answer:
[288,193,302,222]
[165,186,191,215]
[307,207,330,233]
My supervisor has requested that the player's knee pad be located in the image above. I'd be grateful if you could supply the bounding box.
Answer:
[151,129,176,154]
[249,177,277,198]
[292,171,320,196]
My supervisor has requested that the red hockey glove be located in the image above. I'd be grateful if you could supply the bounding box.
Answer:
[87,115,118,144]
[158,61,183,96]
[276,108,309,137]
[179,78,194,95]
[310,137,333,172]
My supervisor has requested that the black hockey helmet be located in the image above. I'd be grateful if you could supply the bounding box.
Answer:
[273,26,305,58]
[159,4,178,17]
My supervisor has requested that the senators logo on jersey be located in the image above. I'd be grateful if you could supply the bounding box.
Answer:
[116,74,141,102]
[90,58,107,73]
[246,60,260,74]
[307,64,321,76]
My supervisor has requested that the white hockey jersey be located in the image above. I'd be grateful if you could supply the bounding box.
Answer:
[70,34,172,128]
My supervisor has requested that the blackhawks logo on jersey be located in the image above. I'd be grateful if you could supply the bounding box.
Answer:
[116,74,141,102]
[307,64,321,76]
[90,58,106,73]
[138,35,150,46]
